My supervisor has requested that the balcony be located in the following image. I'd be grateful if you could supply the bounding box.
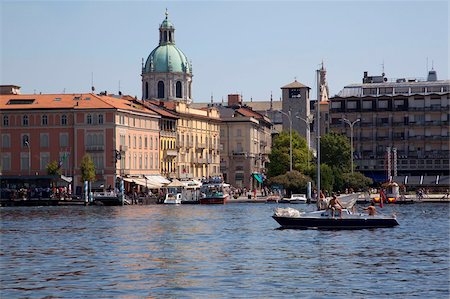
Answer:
[197,142,207,149]
[232,151,247,158]
[86,145,104,152]
[95,169,104,175]
[164,149,178,157]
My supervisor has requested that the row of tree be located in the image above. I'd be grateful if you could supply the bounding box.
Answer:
[46,154,96,183]
[267,131,372,195]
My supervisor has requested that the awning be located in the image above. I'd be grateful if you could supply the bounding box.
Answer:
[145,175,170,187]
[252,173,264,184]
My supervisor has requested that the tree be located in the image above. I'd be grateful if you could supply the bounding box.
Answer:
[320,132,351,173]
[46,160,61,176]
[310,163,335,193]
[268,170,312,196]
[342,172,373,191]
[80,154,96,182]
[267,131,311,177]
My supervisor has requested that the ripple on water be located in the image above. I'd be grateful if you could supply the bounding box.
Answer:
[0,203,449,298]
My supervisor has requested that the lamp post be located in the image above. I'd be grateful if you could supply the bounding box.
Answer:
[341,118,360,174]
[25,140,31,176]
[278,110,292,172]
[296,114,314,168]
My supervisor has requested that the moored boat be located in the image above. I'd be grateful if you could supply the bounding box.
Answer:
[199,178,229,204]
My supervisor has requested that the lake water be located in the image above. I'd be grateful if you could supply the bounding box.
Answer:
[1,203,449,298]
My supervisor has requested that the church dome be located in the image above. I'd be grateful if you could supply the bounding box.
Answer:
[143,11,191,74]
[144,44,191,73]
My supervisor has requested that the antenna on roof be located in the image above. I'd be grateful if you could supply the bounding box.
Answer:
[270,91,273,110]
[141,58,144,70]
[426,57,429,72]
[381,60,385,76]
[210,92,213,104]
[431,60,434,70]
[63,88,66,94]
[118,80,121,95]
[221,96,224,105]
[91,72,95,92]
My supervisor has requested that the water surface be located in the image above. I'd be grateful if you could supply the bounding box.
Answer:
[1,203,449,298]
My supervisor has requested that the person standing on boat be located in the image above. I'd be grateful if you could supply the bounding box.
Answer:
[328,195,343,218]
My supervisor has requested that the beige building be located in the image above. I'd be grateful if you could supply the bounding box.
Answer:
[149,100,221,179]
[216,95,272,189]
[329,70,449,182]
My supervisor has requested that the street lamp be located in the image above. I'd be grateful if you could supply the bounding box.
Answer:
[24,140,31,176]
[278,110,292,172]
[341,118,360,174]
[296,114,314,168]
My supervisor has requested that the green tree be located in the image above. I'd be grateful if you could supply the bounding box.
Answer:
[342,172,373,191]
[80,154,96,182]
[46,160,61,176]
[268,170,312,196]
[320,132,351,173]
[267,131,311,177]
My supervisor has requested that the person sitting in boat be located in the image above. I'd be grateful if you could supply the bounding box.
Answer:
[363,203,376,216]
[328,195,343,218]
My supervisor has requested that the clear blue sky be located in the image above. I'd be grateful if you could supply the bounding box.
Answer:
[1,1,448,102]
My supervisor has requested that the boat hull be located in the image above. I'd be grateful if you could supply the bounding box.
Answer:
[272,215,399,229]
[199,196,227,204]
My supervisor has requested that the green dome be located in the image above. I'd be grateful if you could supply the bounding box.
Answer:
[160,18,173,28]
[145,44,191,73]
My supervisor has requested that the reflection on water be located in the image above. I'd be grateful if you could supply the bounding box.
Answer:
[1,204,449,298]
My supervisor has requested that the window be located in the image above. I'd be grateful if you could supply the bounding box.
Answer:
[40,153,50,170]
[134,136,137,149]
[42,115,48,125]
[237,129,242,137]
[144,154,148,169]
[60,133,69,147]
[362,101,372,109]
[22,135,30,148]
[61,114,67,125]
[347,101,357,109]
[150,137,153,150]
[87,114,92,124]
[139,154,142,169]
[139,136,142,149]
[158,81,165,98]
[21,152,30,170]
[378,100,388,109]
[40,133,49,148]
[98,114,104,124]
[144,137,148,148]
[176,81,182,98]
[3,115,8,126]
[1,134,10,148]
[1,153,11,170]
[150,153,153,169]
[145,82,149,99]
[155,137,158,150]
[23,115,29,126]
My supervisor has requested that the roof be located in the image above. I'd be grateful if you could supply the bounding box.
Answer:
[281,80,310,89]
[0,93,158,116]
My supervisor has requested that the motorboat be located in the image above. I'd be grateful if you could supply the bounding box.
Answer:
[272,207,399,229]
[163,192,182,204]
[279,193,307,204]
[199,177,229,204]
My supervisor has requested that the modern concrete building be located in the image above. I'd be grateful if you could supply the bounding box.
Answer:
[329,69,450,182]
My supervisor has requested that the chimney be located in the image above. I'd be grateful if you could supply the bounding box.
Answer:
[227,94,242,107]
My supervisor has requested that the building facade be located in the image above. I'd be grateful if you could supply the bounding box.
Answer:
[0,92,161,193]
[217,94,272,189]
[329,70,450,181]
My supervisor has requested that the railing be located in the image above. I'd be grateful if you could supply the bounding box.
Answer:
[86,145,104,151]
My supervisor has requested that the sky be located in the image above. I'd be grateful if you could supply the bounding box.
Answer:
[1,1,448,102]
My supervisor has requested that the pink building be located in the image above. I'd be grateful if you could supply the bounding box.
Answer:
[0,92,161,194]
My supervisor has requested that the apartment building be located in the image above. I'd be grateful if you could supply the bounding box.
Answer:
[0,91,161,192]
[329,70,449,181]
[216,94,272,189]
